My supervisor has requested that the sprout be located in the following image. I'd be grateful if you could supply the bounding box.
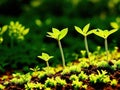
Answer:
[75,23,93,60]
[47,28,68,68]
[8,21,29,47]
[55,76,67,86]
[110,79,118,86]
[38,53,53,69]
[93,29,118,60]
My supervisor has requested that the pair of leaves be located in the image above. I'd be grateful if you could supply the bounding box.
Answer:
[38,53,53,62]
[75,23,93,36]
[93,29,118,39]
[47,28,68,40]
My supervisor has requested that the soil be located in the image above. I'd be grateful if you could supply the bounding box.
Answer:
[0,64,120,90]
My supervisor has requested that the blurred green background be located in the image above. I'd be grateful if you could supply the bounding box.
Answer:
[0,0,120,72]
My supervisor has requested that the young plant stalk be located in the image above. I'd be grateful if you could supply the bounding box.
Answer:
[46,61,50,69]
[105,38,109,60]
[47,28,68,68]
[93,29,118,60]
[75,23,93,60]
[84,36,90,59]
[58,40,65,68]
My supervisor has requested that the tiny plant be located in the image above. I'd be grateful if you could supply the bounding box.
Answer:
[38,53,53,69]
[45,78,57,87]
[93,29,118,60]
[55,76,67,86]
[8,21,29,48]
[47,28,68,68]
[75,23,93,60]
[110,79,118,86]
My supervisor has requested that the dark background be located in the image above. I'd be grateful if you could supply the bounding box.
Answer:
[0,0,120,72]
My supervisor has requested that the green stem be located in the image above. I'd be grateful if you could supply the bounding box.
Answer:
[46,61,49,68]
[46,61,50,74]
[84,36,90,60]
[58,40,66,68]
[105,38,109,60]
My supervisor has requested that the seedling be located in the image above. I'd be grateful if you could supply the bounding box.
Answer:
[8,21,29,48]
[45,78,57,87]
[30,66,40,77]
[75,23,93,60]
[110,79,118,86]
[25,82,44,90]
[72,80,83,89]
[93,28,118,60]
[78,71,88,80]
[47,28,68,68]
[38,53,53,69]
[70,74,79,81]
[55,76,67,86]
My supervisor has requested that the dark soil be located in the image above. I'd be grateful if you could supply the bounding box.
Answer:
[0,64,120,90]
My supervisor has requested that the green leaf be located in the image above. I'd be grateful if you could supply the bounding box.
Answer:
[38,53,53,62]
[22,28,29,35]
[83,23,90,33]
[0,25,8,35]
[87,30,93,35]
[52,28,60,34]
[108,29,118,35]
[74,26,84,36]
[58,28,68,40]
[110,22,119,29]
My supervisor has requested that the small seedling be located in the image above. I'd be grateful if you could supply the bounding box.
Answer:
[55,76,67,86]
[75,23,93,60]
[8,21,29,48]
[47,28,68,68]
[110,79,118,86]
[45,78,57,87]
[72,80,83,89]
[38,53,53,69]
[93,28,118,60]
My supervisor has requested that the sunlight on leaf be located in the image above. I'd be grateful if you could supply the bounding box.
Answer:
[58,28,68,40]
[110,22,119,29]
[83,23,90,34]
[38,53,53,62]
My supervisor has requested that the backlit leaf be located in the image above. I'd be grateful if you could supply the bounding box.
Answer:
[108,29,118,36]
[83,23,90,33]
[58,28,68,40]
[110,22,119,29]
[74,26,84,36]
[22,28,29,35]
[52,28,60,34]
[38,53,53,62]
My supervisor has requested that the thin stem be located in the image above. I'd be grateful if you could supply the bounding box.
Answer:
[46,61,49,68]
[84,36,90,60]
[105,38,109,60]
[46,61,50,74]
[58,40,66,68]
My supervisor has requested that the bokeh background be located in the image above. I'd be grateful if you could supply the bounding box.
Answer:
[0,0,120,72]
